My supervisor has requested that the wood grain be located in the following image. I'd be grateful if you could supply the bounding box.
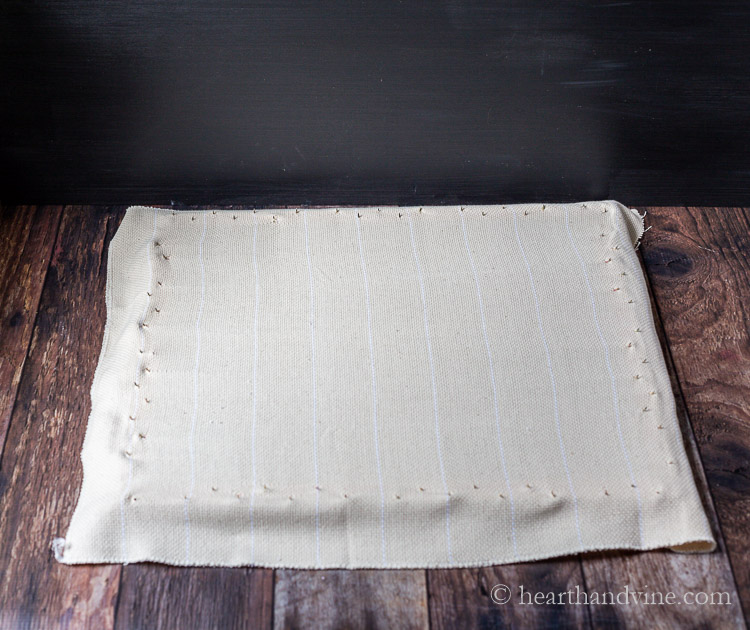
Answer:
[427,561,591,629]
[0,206,747,628]
[579,240,745,629]
[639,207,750,624]
[274,569,429,630]
[0,206,62,451]
[115,566,273,630]
[0,206,121,629]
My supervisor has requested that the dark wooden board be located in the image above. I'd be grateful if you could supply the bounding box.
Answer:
[639,207,750,625]
[274,569,429,630]
[115,566,273,630]
[0,206,61,450]
[2,2,750,206]
[0,206,748,628]
[427,561,591,629]
[0,207,121,629]
[579,237,745,629]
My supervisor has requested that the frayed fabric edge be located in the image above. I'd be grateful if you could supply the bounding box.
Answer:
[631,207,652,250]
[51,537,67,562]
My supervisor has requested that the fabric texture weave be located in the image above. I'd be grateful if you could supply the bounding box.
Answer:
[55,201,715,568]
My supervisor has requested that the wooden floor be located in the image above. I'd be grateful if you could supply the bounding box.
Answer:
[0,206,747,629]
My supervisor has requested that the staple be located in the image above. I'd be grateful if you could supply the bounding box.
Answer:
[335,209,339,213]
[482,211,487,216]
[191,216,195,221]
[460,207,465,212]
[627,342,632,348]
[613,287,620,291]
[631,483,636,488]
[395,495,401,499]
[604,489,610,496]
[129,415,136,421]
[147,291,152,297]
[133,382,140,388]
[145,397,151,403]
[642,358,648,363]
[314,485,321,491]
[212,211,217,215]
[635,327,642,332]
[358,212,362,218]
[154,307,160,313]
[621,271,627,276]
[236,492,242,498]
[604,257,612,263]
[141,322,149,328]
[498,493,505,499]
[272,216,277,222]
[163,254,170,260]
[526,483,532,489]
[139,349,144,354]
[603,207,608,213]
[634,374,641,379]
[419,487,425,491]
[601,233,606,237]
[295,209,300,213]
[524,210,529,216]
[377,208,382,212]
[157,281,163,286]
[398,213,403,218]
[447,491,453,496]
[263,484,269,490]
[144,367,151,373]
[233,215,237,220]
[628,300,634,304]
[473,484,479,489]
[343,493,349,498]
[643,406,649,412]
[667,460,674,465]
[614,245,620,250]
[550,490,556,497]
[419,207,423,213]
[657,424,664,429]
[154,241,160,247]
[212,486,218,491]
[542,205,546,210]
[138,433,146,439]
[125,450,132,457]
[289,495,294,500]
[649,391,656,396]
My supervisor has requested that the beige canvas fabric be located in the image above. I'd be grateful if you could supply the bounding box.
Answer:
[54,201,715,568]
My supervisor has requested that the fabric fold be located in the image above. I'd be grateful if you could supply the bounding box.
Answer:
[55,201,715,568]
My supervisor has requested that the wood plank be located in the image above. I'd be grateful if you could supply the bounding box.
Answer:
[0,206,122,629]
[274,569,428,630]
[4,3,750,206]
[427,560,591,629]
[572,211,745,629]
[0,205,62,452]
[639,206,750,624]
[114,566,273,630]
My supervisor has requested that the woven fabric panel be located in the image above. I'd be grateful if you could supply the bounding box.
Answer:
[55,201,715,568]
